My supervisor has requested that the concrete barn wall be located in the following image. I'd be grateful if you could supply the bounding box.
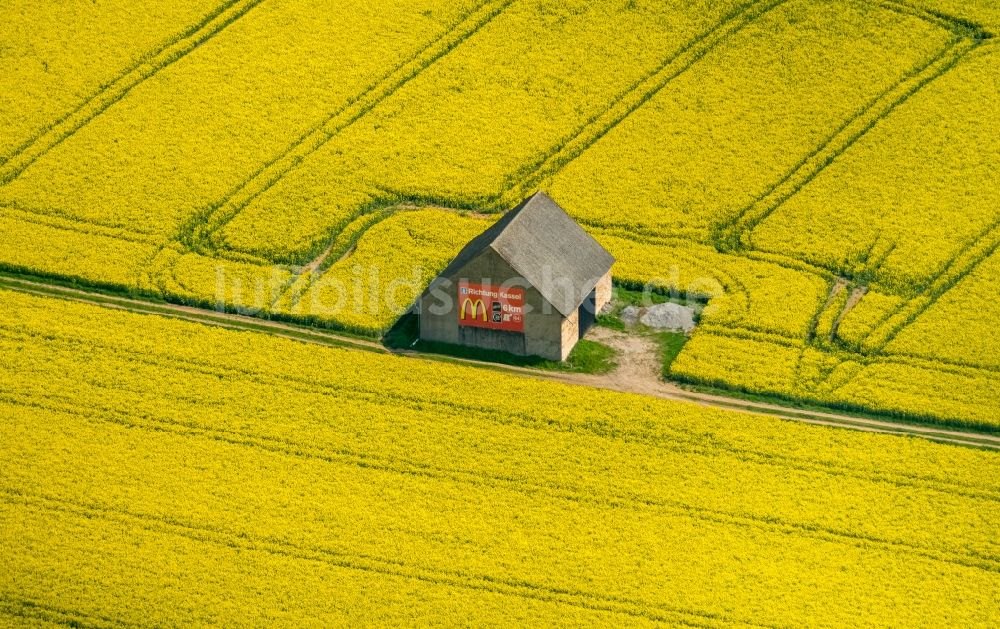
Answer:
[419,248,569,361]
[559,309,579,361]
[595,271,613,314]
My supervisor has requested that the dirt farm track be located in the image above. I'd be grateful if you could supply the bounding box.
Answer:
[4,273,996,452]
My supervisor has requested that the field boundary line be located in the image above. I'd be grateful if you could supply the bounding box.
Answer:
[183,0,518,252]
[0,278,386,353]
[0,0,266,186]
[4,272,999,447]
[501,0,787,206]
[2,273,999,448]
[7,390,998,571]
[714,35,977,250]
[664,381,1000,450]
[1,489,748,629]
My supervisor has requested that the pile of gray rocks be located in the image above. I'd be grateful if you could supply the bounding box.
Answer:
[620,302,696,333]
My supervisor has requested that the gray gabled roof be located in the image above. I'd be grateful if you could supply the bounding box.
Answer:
[434,192,615,316]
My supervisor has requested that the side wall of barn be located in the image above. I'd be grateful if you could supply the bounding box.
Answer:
[559,309,579,361]
[418,248,568,361]
[595,271,613,314]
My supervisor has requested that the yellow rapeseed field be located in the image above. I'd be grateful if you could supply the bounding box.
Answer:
[669,332,1000,429]
[0,0,997,428]
[752,45,1000,296]
[547,0,951,238]
[0,0,221,161]
[3,1,999,624]
[886,250,1000,370]
[835,289,905,347]
[917,0,1000,30]
[2,288,998,626]
[279,209,488,332]
[0,0,482,234]
[216,0,749,263]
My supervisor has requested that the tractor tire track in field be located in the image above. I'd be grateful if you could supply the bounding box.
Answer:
[808,285,868,398]
[860,215,1000,352]
[713,35,981,252]
[182,0,519,252]
[583,225,757,305]
[0,0,246,169]
[0,490,750,629]
[790,278,848,394]
[829,286,868,341]
[2,273,999,452]
[878,350,1000,380]
[807,278,849,344]
[0,597,132,629]
[195,0,783,257]
[0,0,266,186]
[0,359,905,504]
[4,392,997,572]
[269,205,409,313]
[876,0,997,36]
[0,202,163,246]
[500,0,788,206]
[697,315,1000,379]
[689,319,1000,437]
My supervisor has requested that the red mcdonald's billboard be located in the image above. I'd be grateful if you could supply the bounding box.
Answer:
[457,281,525,332]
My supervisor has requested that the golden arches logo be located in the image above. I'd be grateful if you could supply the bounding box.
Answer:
[460,298,487,321]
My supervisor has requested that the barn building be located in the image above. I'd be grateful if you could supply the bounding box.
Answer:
[418,192,614,361]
